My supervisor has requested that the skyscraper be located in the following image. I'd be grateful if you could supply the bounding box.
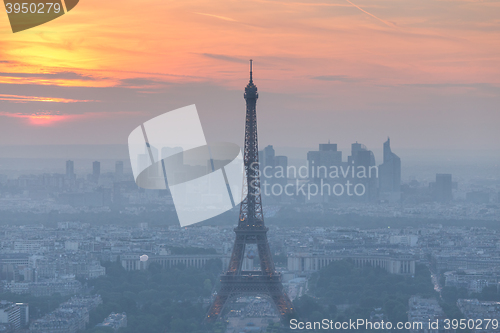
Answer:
[115,161,124,179]
[92,161,100,183]
[305,142,377,202]
[260,145,275,168]
[65,160,75,180]
[259,145,288,202]
[435,173,452,202]
[348,142,377,201]
[348,142,375,166]
[0,301,21,330]
[307,143,342,180]
[379,138,401,199]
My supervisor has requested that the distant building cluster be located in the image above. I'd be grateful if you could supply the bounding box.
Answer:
[287,252,415,275]
[0,159,133,213]
[259,140,396,203]
[0,216,497,329]
[0,300,29,330]
[445,270,500,294]
[407,296,451,333]
[29,295,102,333]
[0,249,103,297]
[457,299,500,333]
[96,312,127,332]
[3,278,82,297]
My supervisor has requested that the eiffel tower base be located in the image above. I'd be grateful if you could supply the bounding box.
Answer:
[205,272,294,323]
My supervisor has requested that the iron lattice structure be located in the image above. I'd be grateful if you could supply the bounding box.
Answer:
[205,60,294,322]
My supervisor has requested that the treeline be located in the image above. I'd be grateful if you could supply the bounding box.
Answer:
[290,260,437,332]
[442,285,500,303]
[84,259,224,333]
[439,284,500,321]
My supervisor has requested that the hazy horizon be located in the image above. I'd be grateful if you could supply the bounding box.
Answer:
[1,144,499,182]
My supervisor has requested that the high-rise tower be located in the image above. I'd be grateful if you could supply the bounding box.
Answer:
[379,138,401,195]
[92,161,101,183]
[205,60,294,322]
[65,160,75,180]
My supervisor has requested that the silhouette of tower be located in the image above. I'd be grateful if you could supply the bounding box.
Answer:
[205,60,294,322]
[65,160,75,180]
[379,138,401,193]
[92,161,100,183]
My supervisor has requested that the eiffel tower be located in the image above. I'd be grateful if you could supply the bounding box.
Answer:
[205,60,294,322]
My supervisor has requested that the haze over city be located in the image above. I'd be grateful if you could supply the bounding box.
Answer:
[1,1,500,333]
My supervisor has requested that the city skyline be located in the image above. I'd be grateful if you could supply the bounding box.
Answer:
[0,1,499,332]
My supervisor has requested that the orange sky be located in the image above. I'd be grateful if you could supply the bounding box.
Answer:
[0,0,499,149]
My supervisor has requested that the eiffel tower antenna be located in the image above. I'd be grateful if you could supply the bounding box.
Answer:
[205,60,294,322]
[249,59,253,83]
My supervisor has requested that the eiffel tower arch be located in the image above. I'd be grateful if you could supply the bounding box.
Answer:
[205,60,294,322]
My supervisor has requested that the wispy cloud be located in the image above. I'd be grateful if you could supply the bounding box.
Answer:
[193,12,237,22]
[311,75,361,82]
[402,83,497,88]
[399,82,500,94]
[118,78,172,89]
[200,53,248,64]
[0,110,137,126]
[0,71,99,81]
[0,111,88,126]
[252,0,352,7]
[0,94,96,103]
[344,0,397,29]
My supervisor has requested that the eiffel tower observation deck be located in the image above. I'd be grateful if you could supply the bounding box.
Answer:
[205,61,294,322]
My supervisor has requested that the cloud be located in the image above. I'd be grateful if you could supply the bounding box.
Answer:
[398,83,500,95]
[0,94,96,103]
[311,75,361,82]
[118,78,172,88]
[0,71,99,81]
[200,53,248,64]
[0,111,104,126]
[193,12,237,22]
[344,0,398,29]
[402,83,495,88]
[252,0,353,7]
